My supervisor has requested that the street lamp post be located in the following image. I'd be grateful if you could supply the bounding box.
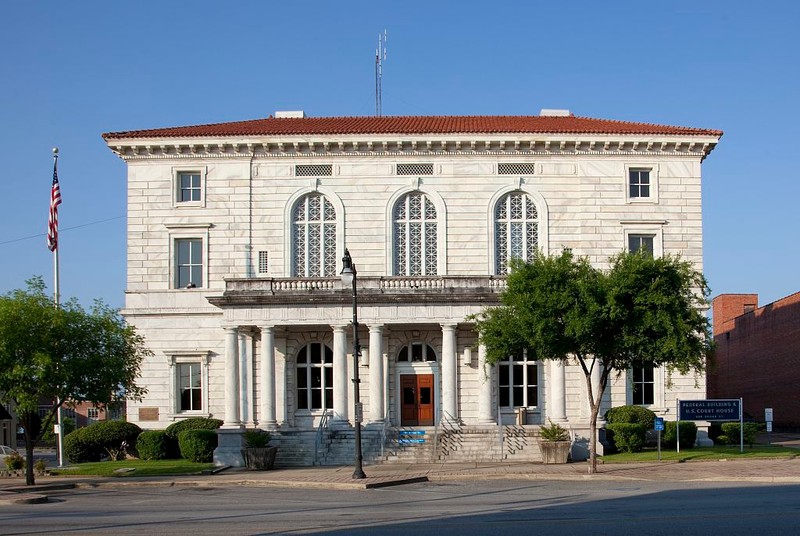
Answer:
[340,248,366,479]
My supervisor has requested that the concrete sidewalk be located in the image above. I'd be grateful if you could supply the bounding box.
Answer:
[3,455,800,503]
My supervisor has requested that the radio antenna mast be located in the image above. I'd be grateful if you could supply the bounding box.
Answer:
[375,30,387,116]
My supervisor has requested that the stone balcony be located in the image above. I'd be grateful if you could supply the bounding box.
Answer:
[208,275,507,308]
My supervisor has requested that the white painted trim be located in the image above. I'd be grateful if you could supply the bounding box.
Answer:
[167,226,211,289]
[171,165,208,208]
[624,163,660,205]
[165,350,211,418]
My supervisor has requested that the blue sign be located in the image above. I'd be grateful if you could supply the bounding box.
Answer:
[679,399,740,421]
[654,417,665,431]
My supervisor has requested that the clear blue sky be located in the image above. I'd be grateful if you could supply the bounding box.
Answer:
[1,1,798,311]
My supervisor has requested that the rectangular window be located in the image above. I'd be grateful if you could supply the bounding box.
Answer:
[632,365,655,405]
[178,172,202,202]
[628,234,655,255]
[175,238,203,288]
[498,350,538,408]
[629,169,651,199]
[178,363,203,411]
[87,407,99,422]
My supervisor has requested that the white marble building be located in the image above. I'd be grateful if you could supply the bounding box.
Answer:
[103,110,721,465]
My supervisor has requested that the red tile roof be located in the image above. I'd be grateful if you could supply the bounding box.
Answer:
[103,115,722,140]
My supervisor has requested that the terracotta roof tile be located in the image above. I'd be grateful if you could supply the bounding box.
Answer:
[103,115,722,140]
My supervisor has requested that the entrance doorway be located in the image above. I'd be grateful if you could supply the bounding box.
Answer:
[400,374,434,426]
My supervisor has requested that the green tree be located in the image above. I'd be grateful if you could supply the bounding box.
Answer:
[0,277,149,485]
[472,250,711,473]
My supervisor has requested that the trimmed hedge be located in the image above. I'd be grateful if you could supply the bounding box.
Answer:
[719,422,761,446]
[164,417,222,459]
[605,405,656,429]
[64,427,105,463]
[136,430,170,460]
[663,421,697,449]
[83,420,142,461]
[605,423,647,453]
[178,429,218,463]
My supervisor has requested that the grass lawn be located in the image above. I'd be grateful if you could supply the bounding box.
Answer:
[602,445,798,463]
[49,459,216,477]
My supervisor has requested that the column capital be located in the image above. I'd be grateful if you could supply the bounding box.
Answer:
[331,324,349,333]
[367,324,384,334]
[440,322,457,332]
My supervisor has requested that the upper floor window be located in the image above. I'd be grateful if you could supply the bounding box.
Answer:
[293,194,337,277]
[296,342,334,411]
[393,192,437,276]
[498,349,539,408]
[397,342,437,362]
[495,192,539,274]
[178,172,202,202]
[631,364,655,405]
[629,169,650,199]
[175,238,203,288]
[628,234,655,255]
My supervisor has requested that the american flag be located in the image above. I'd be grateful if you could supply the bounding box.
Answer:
[47,158,62,252]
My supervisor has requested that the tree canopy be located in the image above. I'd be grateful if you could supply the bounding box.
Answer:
[0,277,150,484]
[472,250,712,472]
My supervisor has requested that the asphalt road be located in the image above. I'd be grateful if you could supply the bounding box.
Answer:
[3,479,800,535]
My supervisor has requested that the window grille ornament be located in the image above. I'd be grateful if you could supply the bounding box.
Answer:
[293,193,337,277]
[495,192,539,274]
[498,163,536,175]
[397,163,434,176]
[258,251,269,274]
[394,192,438,276]
[295,164,333,177]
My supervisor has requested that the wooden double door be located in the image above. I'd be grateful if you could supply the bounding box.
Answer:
[400,374,435,426]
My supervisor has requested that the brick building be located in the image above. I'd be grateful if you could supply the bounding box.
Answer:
[709,292,800,428]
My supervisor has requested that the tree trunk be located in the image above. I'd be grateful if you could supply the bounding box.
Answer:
[23,427,35,486]
[583,362,610,474]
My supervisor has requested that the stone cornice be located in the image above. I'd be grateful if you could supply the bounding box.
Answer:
[106,134,720,162]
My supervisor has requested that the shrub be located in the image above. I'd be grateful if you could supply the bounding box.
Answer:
[663,421,697,449]
[4,451,24,470]
[178,429,218,463]
[81,421,142,461]
[243,429,272,448]
[34,458,47,476]
[64,427,104,463]
[165,418,222,459]
[720,422,761,446]
[605,405,656,429]
[136,430,170,460]
[605,423,646,453]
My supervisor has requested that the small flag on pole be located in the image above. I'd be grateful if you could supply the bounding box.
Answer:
[47,152,62,252]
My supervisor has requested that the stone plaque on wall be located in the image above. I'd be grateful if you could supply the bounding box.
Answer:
[138,407,159,421]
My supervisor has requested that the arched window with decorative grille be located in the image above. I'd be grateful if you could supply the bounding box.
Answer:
[292,193,337,277]
[494,191,539,274]
[393,192,438,276]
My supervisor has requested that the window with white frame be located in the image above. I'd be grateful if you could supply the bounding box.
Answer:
[495,191,539,274]
[174,238,203,288]
[167,351,209,416]
[293,194,337,277]
[393,192,438,276]
[296,342,334,411]
[87,407,100,422]
[628,234,655,255]
[178,363,203,411]
[631,364,655,405]
[625,164,658,203]
[397,342,437,362]
[498,349,539,408]
[178,172,202,202]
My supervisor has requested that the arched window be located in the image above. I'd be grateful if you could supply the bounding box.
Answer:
[498,349,539,408]
[397,342,437,362]
[293,194,337,277]
[393,192,438,276]
[296,342,333,411]
[495,192,539,274]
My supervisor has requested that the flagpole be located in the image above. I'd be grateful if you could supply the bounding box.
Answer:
[51,147,64,468]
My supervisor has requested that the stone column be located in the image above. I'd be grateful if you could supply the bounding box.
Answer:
[259,325,277,430]
[223,326,241,427]
[239,331,254,427]
[440,323,458,421]
[477,344,495,424]
[368,325,385,423]
[332,325,349,423]
[550,360,567,422]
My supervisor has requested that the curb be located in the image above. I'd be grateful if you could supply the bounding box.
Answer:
[0,491,49,505]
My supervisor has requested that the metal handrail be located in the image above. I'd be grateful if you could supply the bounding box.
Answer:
[379,409,391,459]
[313,410,333,466]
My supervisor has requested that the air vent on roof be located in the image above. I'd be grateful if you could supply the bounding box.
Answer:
[539,109,571,117]
[275,110,306,118]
